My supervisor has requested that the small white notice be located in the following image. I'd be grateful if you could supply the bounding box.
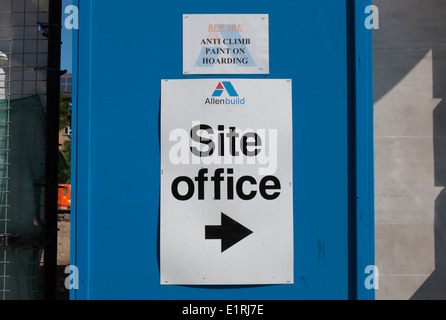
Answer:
[183,14,269,75]
[160,79,293,285]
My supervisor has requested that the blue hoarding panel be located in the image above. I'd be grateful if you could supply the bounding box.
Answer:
[71,0,373,299]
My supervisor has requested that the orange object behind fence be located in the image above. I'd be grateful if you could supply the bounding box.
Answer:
[58,184,71,210]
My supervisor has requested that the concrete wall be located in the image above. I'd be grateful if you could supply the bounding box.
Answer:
[374,0,446,299]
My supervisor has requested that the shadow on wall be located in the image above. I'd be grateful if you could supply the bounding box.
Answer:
[373,0,446,299]
[411,49,446,300]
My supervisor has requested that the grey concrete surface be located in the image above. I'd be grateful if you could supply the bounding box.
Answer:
[374,0,446,299]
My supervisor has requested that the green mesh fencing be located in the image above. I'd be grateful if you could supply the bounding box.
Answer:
[0,95,46,300]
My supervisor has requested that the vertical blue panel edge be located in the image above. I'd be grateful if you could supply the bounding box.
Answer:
[69,0,79,301]
[70,0,92,300]
[355,0,375,300]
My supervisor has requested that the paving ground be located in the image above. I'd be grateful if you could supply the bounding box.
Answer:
[57,213,70,266]
[56,213,70,300]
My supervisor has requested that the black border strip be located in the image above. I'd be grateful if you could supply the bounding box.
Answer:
[44,0,63,300]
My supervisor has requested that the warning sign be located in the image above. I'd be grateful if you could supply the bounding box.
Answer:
[183,14,269,75]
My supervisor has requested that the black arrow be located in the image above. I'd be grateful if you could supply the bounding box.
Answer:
[205,213,253,252]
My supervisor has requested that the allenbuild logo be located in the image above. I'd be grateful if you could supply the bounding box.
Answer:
[205,81,245,105]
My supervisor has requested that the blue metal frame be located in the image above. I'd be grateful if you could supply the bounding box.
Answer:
[354,0,375,300]
[70,0,374,300]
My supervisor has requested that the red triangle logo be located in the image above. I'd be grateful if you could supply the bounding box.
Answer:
[216,82,224,90]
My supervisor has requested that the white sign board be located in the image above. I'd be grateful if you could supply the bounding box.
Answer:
[183,14,269,75]
[160,79,293,285]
